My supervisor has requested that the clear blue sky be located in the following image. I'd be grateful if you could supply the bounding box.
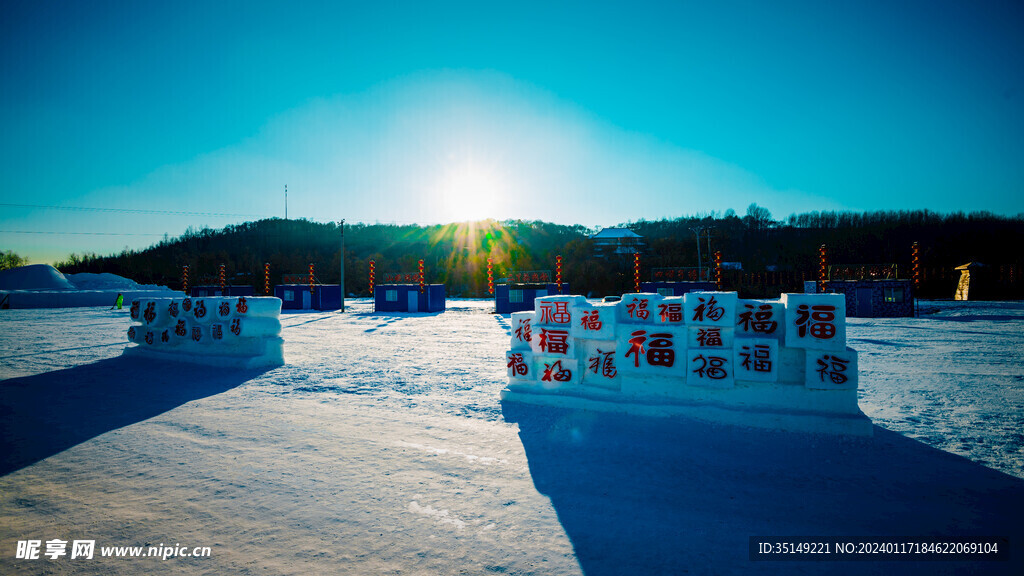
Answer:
[2,0,1022,264]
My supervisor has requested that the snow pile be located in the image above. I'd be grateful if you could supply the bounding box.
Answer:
[503,291,870,435]
[121,296,285,368]
[0,264,76,291]
[0,265,181,308]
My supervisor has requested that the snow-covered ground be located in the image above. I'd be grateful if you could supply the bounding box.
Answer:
[1,299,1022,574]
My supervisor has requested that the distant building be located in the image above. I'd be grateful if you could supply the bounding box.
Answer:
[826,280,914,317]
[589,227,644,258]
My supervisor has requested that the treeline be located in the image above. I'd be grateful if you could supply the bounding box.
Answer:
[55,207,1024,299]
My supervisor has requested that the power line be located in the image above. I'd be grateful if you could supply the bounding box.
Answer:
[0,230,166,236]
[0,203,269,218]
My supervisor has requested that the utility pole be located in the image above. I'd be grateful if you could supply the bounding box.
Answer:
[690,227,704,281]
[339,219,345,313]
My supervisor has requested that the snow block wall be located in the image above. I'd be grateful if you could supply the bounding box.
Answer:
[122,296,285,369]
[503,291,871,436]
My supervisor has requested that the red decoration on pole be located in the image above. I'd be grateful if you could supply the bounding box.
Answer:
[369,260,375,296]
[418,259,425,294]
[556,255,563,294]
[182,265,189,294]
[309,263,315,294]
[264,263,270,295]
[219,263,225,293]
[634,252,641,293]
[911,242,920,290]
[818,244,828,293]
[487,258,494,295]
[714,251,723,290]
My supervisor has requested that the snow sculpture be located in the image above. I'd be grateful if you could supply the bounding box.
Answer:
[123,296,284,368]
[502,292,871,436]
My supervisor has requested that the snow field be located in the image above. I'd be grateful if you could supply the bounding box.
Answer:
[0,298,1022,575]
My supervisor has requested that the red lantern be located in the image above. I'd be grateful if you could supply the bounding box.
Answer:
[911,242,920,290]
[182,265,189,293]
[264,263,270,295]
[309,263,315,294]
[556,255,563,294]
[714,251,723,290]
[487,258,493,295]
[369,260,375,295]
[219,263,226,292]
[419,259,425,294]
[818,244,828,293]
[634,252,641,293]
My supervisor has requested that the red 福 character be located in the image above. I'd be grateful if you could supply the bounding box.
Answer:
[658,303,682,323]
[646,333,675,367]
[127,326,136,341]
[691,296,724,322]
[161,330,169,343]
[192,327,202,342]
[796,304,836,339]
[514,319,532,343]
[236,297,248,314]
[696,327,723,347]
[143,302,156,324]
[580,310,602,331]
[541,360,572,382]
[692,354,727,379]
[129,301,140,320]
[816,354,849,384]
[174,319,187,336]
[738,303,778,334]
[219,301,230,317]
[230,318,241,336]
[211,324,223,340]
[626,297,650,320]
[182,298,192,312]
[193,300,206,319]
[168,301,179,317]
[739,344,773,372]
[588,348,618,378]
[624,330,647,367]
[539,328,570,354]
[539,301,571,324]
[507,353,529,376]
[144,331,153,345]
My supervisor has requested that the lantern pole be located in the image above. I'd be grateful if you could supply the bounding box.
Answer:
[818,244,828,293]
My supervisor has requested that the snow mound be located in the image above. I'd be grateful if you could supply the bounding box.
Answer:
[65,272,142,291]
[0,264,76,291]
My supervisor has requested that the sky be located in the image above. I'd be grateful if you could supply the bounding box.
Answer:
[1,0,1022,264]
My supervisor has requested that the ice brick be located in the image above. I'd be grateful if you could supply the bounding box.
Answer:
[735,299,784,339]
[534,295,583,328]
[652,296,686,325]
[805,347,858,390]
[684,291,738,326]
[528,325,576,358]
[687,325,735,349]
[781,293,846,351]
[617,293,664,324]
[733,338,779,382]
[510,311,536,350]
[778,346,806,384]
[571,301,617,340]
[534,355,581,389]
[506,350,535,381]
[688,348,734,388]
[579,339,621,390]
[614,324,687,378]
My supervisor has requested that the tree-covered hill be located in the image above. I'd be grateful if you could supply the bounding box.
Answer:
[55,208,1024,299]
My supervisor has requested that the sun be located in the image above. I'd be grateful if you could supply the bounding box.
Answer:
[438,162,504,222]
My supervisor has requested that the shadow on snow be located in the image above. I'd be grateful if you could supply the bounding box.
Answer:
[501,401,1024,576]
[0,356,268,476]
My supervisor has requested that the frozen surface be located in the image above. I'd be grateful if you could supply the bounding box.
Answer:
[1,299,1022,575]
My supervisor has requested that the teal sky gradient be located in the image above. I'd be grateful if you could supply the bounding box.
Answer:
[2,0,1022,263]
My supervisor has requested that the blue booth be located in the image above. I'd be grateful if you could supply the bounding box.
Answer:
[639,281,717,296]
[275,284,342,311]
[495,283,568,314]
[374,284,446,313]
[190,285,255,297]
